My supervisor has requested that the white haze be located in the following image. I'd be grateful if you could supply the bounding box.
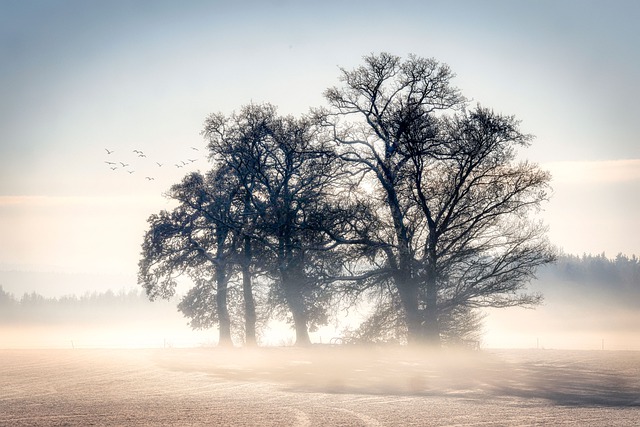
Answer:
[1,255,639,350]
[1,292,639,351]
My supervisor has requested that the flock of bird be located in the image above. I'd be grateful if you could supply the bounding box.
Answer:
[103,146,203,182]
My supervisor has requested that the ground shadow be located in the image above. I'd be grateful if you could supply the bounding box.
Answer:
[154,347,640,407]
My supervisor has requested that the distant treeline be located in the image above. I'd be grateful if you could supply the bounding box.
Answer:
[1,253,639,324]
[0,288,174,324]
[535,253,640,308]
[540,253,640,286]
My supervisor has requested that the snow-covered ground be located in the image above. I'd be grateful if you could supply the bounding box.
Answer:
[1,347,638,426]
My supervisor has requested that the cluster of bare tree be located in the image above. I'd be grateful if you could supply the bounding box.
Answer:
[138,53,555,347]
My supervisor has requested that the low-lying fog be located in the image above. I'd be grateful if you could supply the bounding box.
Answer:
[0,292,212,349]
[1,288,638,351]
[1,254,639,350]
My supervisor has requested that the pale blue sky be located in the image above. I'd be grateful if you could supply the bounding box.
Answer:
[1,0,639,283]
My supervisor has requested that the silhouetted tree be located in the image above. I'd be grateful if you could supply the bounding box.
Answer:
[138,168,240,346]
[324,53,555,346]
[203,104,350,346]
[202,105,273,346]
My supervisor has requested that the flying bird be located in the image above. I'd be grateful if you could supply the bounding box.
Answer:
[105,148,114,154]
[138,153,146,158]
[120,162,129,167]
[104,161,116,165]
[110,167,117,170]
[127,170,135,174]
[191,146,199,151]
[188,158,197,163]
[156,162,163,167]
[145,177,155,181]
[175,164,183,168]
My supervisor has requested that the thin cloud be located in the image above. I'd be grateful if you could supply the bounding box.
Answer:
[544,159,640,184]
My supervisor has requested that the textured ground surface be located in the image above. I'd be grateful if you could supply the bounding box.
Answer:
[1,347,639,426]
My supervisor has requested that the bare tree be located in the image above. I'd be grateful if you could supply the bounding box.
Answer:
[203,104,349,346]
[202,105,273,345]
[324,53,555,346]
[138,168,240,346]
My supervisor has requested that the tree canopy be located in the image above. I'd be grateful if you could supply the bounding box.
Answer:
[138,53,555,347]
[322,53,555,345]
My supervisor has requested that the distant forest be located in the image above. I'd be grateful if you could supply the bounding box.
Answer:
[536,253,640,304]
[543,253,640,285]
[0,287,175,324]
[1,253,638,325]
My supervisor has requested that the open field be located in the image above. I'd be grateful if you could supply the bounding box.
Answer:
[1,347,639,426]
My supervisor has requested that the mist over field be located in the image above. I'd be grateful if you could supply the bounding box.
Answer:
[0,287,213,349]
[483,254,640,351]
[1,254,639,351]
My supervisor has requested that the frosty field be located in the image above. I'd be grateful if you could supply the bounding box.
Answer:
[1,347,639,426]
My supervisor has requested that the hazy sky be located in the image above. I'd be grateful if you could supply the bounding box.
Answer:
[1,0,639,291]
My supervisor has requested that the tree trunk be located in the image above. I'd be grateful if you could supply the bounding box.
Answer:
[423,276,440,346]
[290,304,311,346]
[241,196,258,347]
[215,266,233,347]
[242,237,257,346]
[424,235,440,346]
[396,277,423,345]
[383,179,426,345]
[283,274,311,346]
